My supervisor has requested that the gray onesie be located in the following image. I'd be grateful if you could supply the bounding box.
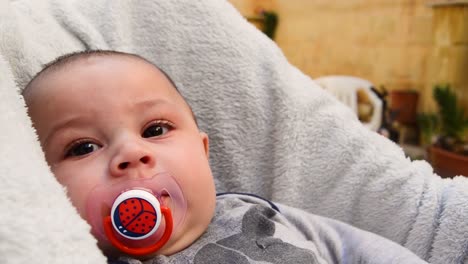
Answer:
[116,193,426,264]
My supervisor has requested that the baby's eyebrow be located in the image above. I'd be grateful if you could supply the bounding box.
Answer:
[132,98,190,120]
[133,98,173,110]
[44,99,176,145]
[44,115,91,147]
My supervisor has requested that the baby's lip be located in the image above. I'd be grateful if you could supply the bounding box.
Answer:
[122,186,153,194]
[119,188,172,208]
[160,190,171,208]
[118,188,171,208]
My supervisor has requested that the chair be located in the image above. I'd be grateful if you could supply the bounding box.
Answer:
[314,75,382,131]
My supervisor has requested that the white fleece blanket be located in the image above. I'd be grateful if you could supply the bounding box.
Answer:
[0,0,467,263]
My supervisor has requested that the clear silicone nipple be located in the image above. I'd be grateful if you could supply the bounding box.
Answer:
[86,173,187,256]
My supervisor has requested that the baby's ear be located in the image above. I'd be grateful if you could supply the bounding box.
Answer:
[199,132,209,159]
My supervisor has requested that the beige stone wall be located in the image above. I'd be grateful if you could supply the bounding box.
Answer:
[426,5,468,111]
[228,0,467,112]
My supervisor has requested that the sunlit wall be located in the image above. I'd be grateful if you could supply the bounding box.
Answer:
[229,0,468,112]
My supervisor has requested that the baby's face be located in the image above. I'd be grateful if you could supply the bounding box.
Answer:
[24,56,216,257]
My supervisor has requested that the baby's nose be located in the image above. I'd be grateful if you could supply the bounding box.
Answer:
[117,155,152,170]
[109,141,156,178]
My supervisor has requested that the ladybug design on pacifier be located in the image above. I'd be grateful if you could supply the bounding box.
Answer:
[103,190,173,256]
[112,190,160,239]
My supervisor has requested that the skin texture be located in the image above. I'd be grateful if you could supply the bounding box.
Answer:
[24,56,216,259]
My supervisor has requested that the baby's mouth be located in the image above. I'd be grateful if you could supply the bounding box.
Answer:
[100,204,112,220]
[86,172,187,254]
[160,190,172,209]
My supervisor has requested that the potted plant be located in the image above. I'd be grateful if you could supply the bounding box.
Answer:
[421,84,468,178]
[390,89,419,125]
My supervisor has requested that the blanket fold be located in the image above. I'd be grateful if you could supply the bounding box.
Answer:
[0,0,466,263]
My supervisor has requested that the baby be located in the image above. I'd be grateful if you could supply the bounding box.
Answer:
[23,50,426,263]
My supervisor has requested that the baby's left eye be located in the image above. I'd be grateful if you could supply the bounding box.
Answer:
[142,122,172,138]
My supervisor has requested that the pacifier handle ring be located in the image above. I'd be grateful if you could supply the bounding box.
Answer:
[103,206,173,256]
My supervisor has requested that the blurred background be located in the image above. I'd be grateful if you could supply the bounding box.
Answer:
[229,0,468,178]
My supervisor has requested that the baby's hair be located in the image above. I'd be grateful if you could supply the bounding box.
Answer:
[23,50,198,126]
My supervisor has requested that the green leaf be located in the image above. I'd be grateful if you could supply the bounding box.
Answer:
[433,84,468,141]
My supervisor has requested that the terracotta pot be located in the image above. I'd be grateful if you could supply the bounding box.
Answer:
[389,91,419,125]
[429,146,468,178]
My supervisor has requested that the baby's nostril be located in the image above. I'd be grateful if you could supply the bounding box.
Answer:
[119,162,129,170]
[140,156,150,164]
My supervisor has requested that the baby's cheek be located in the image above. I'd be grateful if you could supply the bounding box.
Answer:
[50,162,83,186]
[64,183,89,217]
[51,167,94,217]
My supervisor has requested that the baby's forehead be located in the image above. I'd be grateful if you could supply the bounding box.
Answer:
[25,54,174,99]
[24,51,198,125]
[50,54,162,80]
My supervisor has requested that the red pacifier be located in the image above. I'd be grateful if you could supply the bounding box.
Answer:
[104,189,172,255]
[86,173,187,256]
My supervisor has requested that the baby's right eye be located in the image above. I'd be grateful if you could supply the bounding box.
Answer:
[65,141,101,158]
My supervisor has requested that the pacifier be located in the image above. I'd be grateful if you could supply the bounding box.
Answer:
[86,173,187,256]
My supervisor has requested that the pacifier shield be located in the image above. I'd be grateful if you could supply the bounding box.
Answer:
[111,190,162,240]
[86,173,187,249]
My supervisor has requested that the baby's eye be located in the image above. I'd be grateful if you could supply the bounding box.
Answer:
[65,141,101,157]
[142,122,173,138]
